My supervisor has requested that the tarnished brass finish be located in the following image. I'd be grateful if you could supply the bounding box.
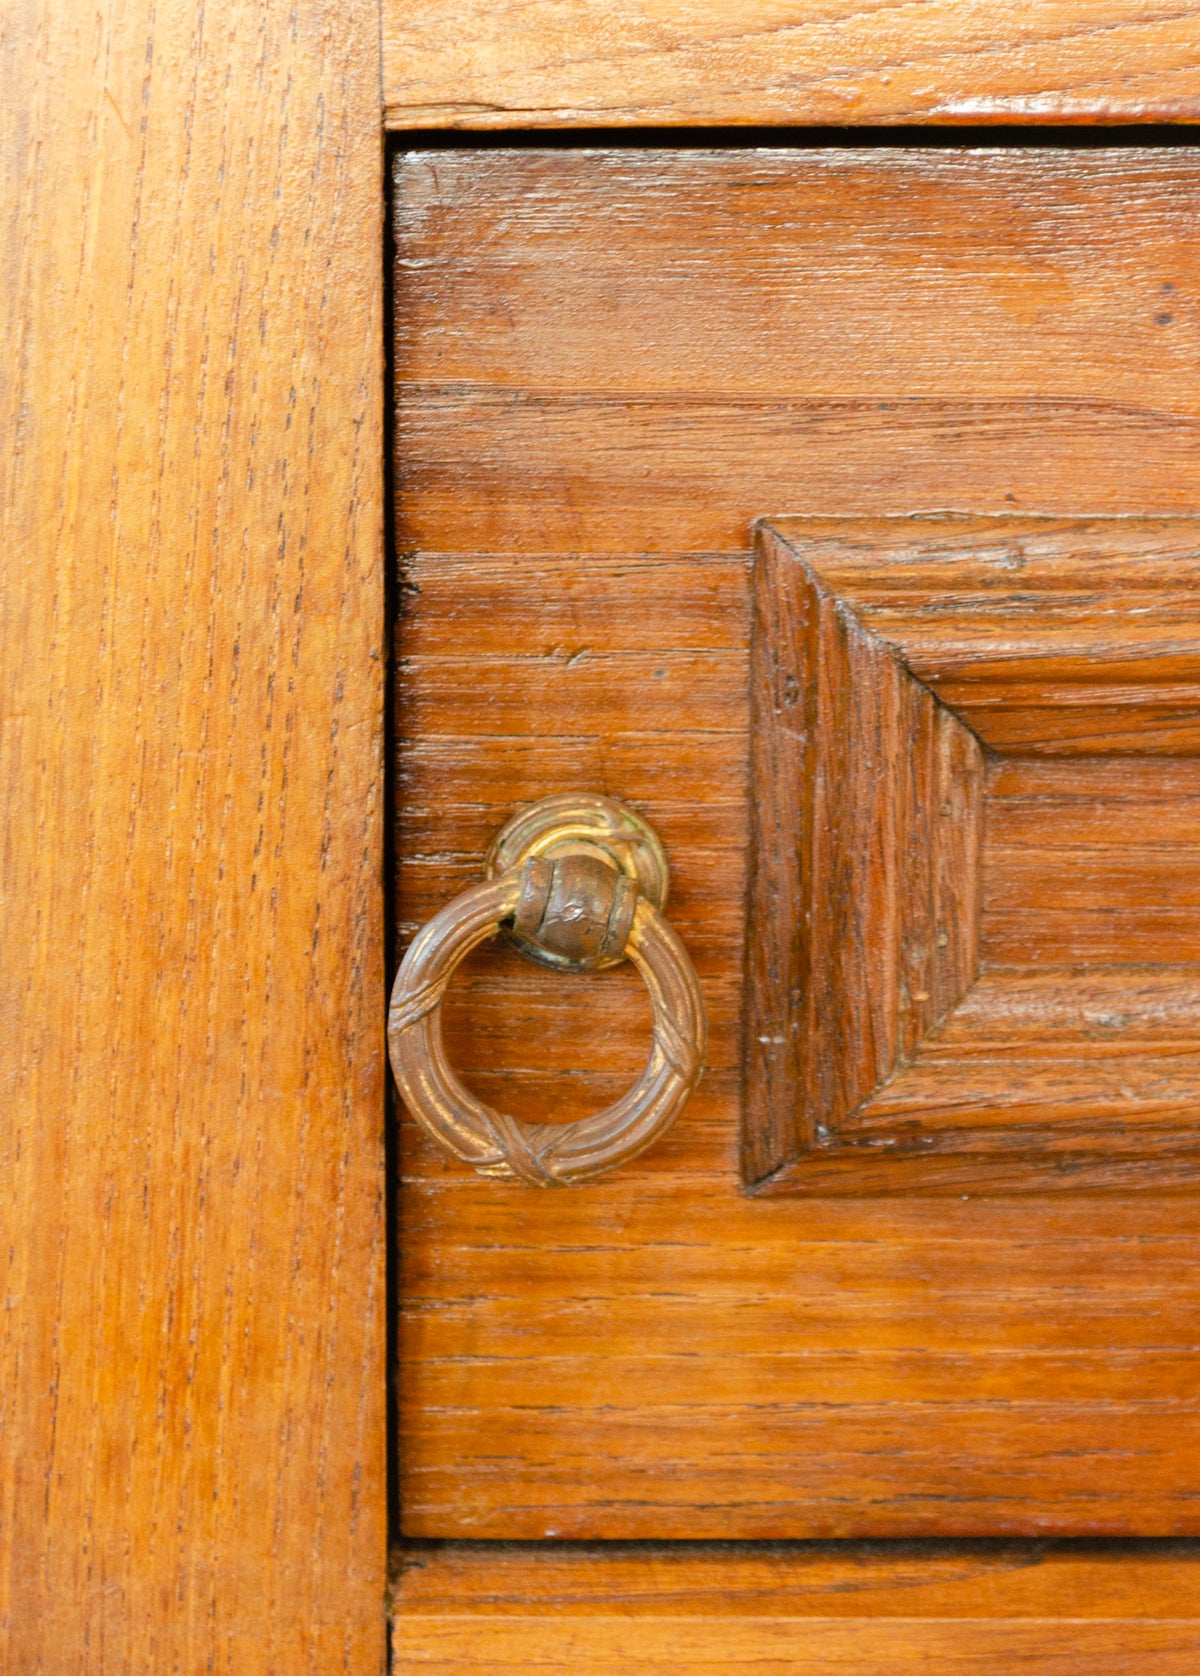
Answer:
[387,794,707,1185]
[486,790,669,971]
[511,853,639,969]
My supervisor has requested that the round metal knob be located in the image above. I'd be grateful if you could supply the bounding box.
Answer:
[387,794,707,1186]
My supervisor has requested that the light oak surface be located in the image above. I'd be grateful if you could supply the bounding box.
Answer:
[384,0,1200,128]
[394,149,1200,1540]
[0,0,387,1666]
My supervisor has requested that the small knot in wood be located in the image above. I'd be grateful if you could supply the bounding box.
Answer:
[512,853,639,969]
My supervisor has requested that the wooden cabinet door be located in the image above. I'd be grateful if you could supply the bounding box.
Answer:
[392,148,1200,1547]
[12,0,1200,1663]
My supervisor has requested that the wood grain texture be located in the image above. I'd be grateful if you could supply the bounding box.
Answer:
[393,150,1200,1538]
[1,0,387,1667]
[394,1542,1200,1672]
[394,552,747,1133]
[983,758,1200,958]
[751,515,1200,1193]
[744,523,984,1184]
[383,1,1200,128]
[781,514,1200,756]
[395,149,1200,556]
[395,556,1200,1537]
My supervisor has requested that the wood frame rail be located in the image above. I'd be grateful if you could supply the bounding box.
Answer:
[383,1,1200,130]
[394,1540,1200,1673]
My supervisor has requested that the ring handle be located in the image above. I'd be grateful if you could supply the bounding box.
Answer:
[387,795,707,1186]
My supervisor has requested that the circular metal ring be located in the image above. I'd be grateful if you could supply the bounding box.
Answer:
[387,865,707,1186]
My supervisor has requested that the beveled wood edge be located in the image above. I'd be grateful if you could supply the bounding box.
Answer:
[745,514,1200,1197]
[741,523,816,1181]
[755,1144,1200,1197]
[744,517,987,1188]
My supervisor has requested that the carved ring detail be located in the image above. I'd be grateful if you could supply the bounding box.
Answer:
[387,797,707,1186]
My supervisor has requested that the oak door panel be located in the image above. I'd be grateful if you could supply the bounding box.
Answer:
[394,149,1200,1537]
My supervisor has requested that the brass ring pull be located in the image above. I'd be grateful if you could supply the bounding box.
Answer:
[387,794,707,1186]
